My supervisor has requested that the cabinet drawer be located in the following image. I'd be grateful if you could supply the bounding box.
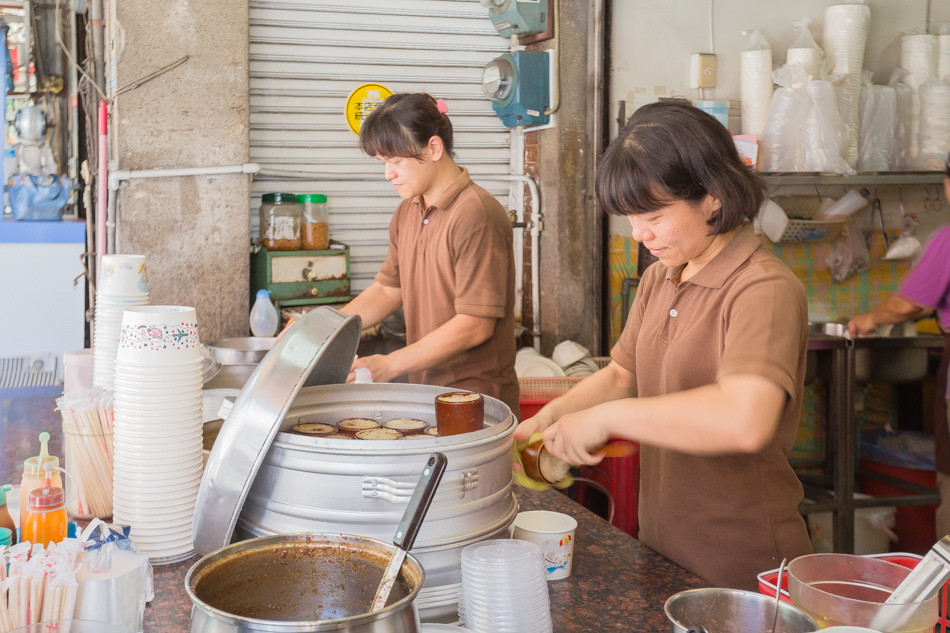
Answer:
[270,253,348,283]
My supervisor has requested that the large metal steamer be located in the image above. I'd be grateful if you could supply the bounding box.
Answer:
[193,308,518,623]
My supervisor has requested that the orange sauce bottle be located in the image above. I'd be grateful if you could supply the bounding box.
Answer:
[22,463,67,548]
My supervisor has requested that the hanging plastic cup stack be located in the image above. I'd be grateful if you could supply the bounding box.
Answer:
[111,305,202,565]
[92,254,150,389]
[458,539,553,633]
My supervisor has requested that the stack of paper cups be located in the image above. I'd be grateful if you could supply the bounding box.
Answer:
[939,35,950,82]
[740,48,774,137]
[92,255,150,389]
[112,305,203,565]
[823,3,871,167]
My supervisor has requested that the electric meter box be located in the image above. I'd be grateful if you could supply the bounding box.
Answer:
[481,0,548,39]
[483,51,550,129]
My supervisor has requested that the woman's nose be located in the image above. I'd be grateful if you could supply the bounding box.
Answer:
[384,165,396,180]
[629,217,652,242]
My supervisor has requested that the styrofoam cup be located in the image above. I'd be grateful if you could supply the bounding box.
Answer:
[512,510,578,580]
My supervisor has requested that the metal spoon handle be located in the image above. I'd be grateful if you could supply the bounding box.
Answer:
[394,452,448,551]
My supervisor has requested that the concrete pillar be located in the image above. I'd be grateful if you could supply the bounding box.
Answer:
[112,0,250,342]
[537,0,605,355]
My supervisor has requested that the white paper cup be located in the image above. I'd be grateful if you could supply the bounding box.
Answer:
[98,254,149,296]
[512,510,578,580]
[117,306,200,365]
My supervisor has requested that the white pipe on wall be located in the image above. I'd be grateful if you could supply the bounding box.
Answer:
[105,163,262,255]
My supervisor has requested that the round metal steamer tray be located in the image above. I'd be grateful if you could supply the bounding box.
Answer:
[193,307,518,623]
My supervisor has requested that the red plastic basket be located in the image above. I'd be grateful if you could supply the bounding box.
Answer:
[757,553,950,632]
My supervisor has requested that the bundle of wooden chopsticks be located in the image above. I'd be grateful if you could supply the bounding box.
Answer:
[0,540,82,630]
[56,389,115,519]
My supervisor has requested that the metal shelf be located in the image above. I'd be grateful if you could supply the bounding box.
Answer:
[762,171,945,187]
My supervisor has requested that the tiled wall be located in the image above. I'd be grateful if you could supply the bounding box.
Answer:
[608,231,919,345]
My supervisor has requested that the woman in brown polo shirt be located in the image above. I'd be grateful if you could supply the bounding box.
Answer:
[515,101,812,589]
[340,93,520,415]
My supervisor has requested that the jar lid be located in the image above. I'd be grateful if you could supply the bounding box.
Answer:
[0,527,11,546]
[296,194,327,203]
[29,485,65,508]
[261,193,297,204]
[192,306,361,557]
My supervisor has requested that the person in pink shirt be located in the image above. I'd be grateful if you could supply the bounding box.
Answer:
[848,159,950,537]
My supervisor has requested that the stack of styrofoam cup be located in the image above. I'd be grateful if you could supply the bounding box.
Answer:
[458,539,553,633]
[822,3,871,167]
[939,34,950,82]
[92,255,150,389]
[901,33,939,163]
[740,47,773,137]
[112,305,202,565]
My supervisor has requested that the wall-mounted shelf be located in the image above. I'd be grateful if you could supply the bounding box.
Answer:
[762,171,945,187]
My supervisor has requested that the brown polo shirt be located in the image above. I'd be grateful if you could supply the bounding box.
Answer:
[611,225,812,589]
[376,167,520,417]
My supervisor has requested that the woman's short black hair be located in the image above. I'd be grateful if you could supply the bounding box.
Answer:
[359,92,454,160]
[596,101,765,235]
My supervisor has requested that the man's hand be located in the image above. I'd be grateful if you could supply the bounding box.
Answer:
[848,313,877,338]
[346,354,399,383]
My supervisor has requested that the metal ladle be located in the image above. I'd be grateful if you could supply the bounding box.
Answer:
[770,558,787,633]
[369,452,448,612]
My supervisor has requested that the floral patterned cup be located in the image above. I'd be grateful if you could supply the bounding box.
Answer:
[98,254,149,296]
[513,510,578,581]
[117,306,200,365]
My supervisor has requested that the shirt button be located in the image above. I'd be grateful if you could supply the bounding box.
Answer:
[423,219,429,225]
[669,309,678,317]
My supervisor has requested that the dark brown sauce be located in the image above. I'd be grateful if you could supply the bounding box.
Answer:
[193,542,413,621]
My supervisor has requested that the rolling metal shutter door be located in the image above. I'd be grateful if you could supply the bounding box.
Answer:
[249,0,519,294]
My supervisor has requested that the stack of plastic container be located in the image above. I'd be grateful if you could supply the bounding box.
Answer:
[822,3,871,167]
[458,539,553,633]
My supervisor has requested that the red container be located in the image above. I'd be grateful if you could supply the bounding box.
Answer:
[859,458,937,555]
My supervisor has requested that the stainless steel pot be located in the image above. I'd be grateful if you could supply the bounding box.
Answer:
[664,588,818,633]
[234,383,517,622]
[187,533,424,633]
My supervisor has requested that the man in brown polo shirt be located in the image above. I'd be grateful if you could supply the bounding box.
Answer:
[341,93,519,416]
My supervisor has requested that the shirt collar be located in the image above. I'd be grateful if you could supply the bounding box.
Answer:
[665,223,761,289]
[411,167,472,213]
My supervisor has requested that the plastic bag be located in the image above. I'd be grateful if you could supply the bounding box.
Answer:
[857,85,897,171]
[802,79,855,174]
[889,69,915,170]
[786,17,824,83]
[916,77,950,170]
[759,64,809,171]
[824,217,871,283]
[75,520,153,633]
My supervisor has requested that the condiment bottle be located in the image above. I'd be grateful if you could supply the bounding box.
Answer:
[259,192,301,251]
[0,484,16,544]
[19,431,61,530]
[22,462,67,548]
[298,194,329,250]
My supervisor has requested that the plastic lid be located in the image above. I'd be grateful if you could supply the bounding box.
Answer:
[296,194,327,203]
[28,484,65,508]
[256,288,271,301]
[0,527,11,546]
[23,431,59,477]
[0,483,9,505]
[261,193,297,204]
[191,306,362,556]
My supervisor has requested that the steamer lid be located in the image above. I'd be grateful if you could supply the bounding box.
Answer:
[192,306,361,556]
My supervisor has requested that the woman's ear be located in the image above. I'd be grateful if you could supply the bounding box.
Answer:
[704,193,722,219]
[427,135,445,162]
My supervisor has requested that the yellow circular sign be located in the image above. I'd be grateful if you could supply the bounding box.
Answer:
[344,83,393,135]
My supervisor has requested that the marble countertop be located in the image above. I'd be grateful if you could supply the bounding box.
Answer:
[2,387,706,632]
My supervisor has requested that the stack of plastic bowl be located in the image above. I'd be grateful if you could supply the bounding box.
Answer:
[112,306,203,565]
[92,254,150,389]
[458,539,553,633]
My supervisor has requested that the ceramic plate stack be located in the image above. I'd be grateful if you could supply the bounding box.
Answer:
[515,348,565,378]
[112,306,203,564]
[822,3,871,167]
[458,539,553,633]
[92,255,150,389]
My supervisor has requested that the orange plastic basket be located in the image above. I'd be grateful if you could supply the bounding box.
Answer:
[518,377,583,419]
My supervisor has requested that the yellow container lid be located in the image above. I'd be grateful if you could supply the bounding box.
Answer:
[22,431,59,477]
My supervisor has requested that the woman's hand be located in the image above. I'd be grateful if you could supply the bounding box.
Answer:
[540,408,612,466]
[848,313,877,338]
[513,409,556,441]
